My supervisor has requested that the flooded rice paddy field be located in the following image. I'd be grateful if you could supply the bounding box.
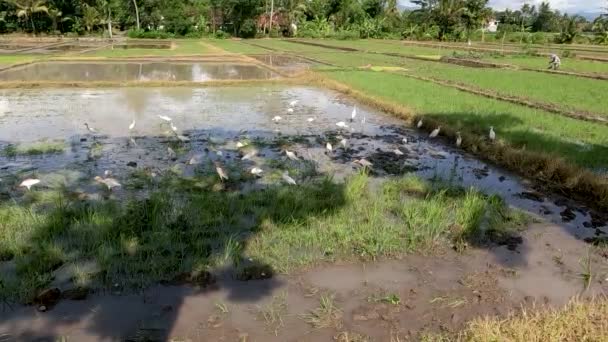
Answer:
[0,86,605,237]
[1,85,607,340]
[0,62,280,82]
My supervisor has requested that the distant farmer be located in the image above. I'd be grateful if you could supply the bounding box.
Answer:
[548,54,561,70]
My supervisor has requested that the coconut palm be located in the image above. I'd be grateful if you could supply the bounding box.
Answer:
[5,0,49,34]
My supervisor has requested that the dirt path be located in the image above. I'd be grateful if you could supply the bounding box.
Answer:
[1,223,604,341]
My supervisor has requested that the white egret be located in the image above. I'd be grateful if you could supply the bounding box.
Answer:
[417,119,423,128]
[272,116,283,122]
[289,100,299,107]
[354,159,373,168]
[402,137,408,144]
[326,142,333,152]
[188,154,203,165]
[285,150,298,161]
[429,126,441,138]
[167,147,177,159]
[242,150,257,161]
[393,149,404,156]
[94,176,121,191]
[282,171,297,185]
[19,178,40,190]
[287,108,294,114]
[158,115,172,122]
[236,141,247,148]
[104,170,113,177]
[307,117,315,123]
[251,167,263,176]
[170,122,178,132]
[129,120,136,131]
[177,135,190,143]
[351,106,357,122]
[84,123,97,134]
[340,138,348,148]
[456,132,462,147]
[215,162,229,181]
[361,116,366,125]
[216,150,224,157]
[336,121,349,129]
[489,126,496,141]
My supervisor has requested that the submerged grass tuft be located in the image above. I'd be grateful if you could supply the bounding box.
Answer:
[2,140,66,157]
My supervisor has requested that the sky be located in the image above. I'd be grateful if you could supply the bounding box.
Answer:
[398,0,604,14]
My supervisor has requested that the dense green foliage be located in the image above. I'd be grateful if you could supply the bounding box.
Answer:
[0,0,606,44]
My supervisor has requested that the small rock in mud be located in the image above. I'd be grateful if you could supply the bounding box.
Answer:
[560,208,576,222]
[498,176,506,182]
[62,287,89,301]
[539,205,553,215]
[353,309,380,321]
[34,288,61,308]
[127,161,137,167]
[516,191,544,203]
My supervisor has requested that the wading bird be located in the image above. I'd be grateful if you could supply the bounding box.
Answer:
[287,108,294,114]
[361,116,366,125]
[417,119,423,128]
[282,171,297,185]
[354,158,373,168]
[336,121,348,129]
[429,126,441,138]
[402,137,408,144]
[393,149,404,156]
[188,154,203,165]
[19,178,40,190]
[170,122,178,132]
[340,138,348,148]
[326,142,333,152]
[94,176,121,191]
[167,147,177,159]
[236,141,247,148]
[272,116,283,122]
[241,150,257,161]
[285,150,298,161]
[456,132,462,147]
[489,126,496,141]
[215,162,229,181]
[129,120,136,131]
[158,115,172,122]
[177,135,190,143]
[289,100,298,107]
[84,123,97,134]
[307,117,315,123]
[104,170,113,177]
[351,106,357,122]
[251,167,263,176]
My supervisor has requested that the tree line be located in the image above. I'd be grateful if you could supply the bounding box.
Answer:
[0,0,606,44]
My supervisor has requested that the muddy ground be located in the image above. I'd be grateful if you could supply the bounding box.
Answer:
[0,223,606,341]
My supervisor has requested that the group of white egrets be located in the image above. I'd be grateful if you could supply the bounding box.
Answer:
[17,102,497,192]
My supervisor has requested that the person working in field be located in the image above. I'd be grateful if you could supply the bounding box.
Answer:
[548,54,561,70]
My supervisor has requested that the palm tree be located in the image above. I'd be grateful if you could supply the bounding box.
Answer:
[4,0,49,34]
[132,0,140,30]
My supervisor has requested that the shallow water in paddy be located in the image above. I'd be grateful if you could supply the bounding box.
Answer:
[0,86,605,241]
[0,62,280,82]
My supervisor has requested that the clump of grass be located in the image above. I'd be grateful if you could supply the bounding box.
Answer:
[302,294,343,329]
[256,292,288,335]
[2,140,66,157]
[579,250,593,291]
[0,171,522,302]
[458,298,608,342]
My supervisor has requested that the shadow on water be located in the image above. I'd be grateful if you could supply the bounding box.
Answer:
[0,107,607,339]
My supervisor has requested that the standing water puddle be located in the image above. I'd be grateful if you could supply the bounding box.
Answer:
[0,62,280,82]
[0,86,605,241]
